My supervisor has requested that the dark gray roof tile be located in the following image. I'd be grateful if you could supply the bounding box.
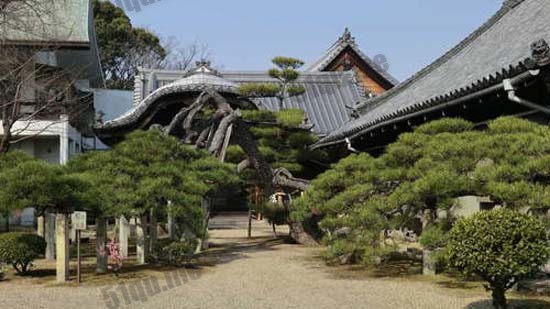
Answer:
[316,0,549,147]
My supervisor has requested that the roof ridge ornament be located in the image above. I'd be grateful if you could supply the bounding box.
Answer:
[339,27,355,44]
[186,60,221,77]
[531,39,550,67]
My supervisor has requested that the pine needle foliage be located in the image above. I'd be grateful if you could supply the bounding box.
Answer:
[293,117,550,265]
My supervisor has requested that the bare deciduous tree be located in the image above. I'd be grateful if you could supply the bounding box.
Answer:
[0,0,94,155]
[0,45,93,155]
[160,37,210,71]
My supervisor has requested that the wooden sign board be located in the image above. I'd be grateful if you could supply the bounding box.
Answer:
[71,211,87,230]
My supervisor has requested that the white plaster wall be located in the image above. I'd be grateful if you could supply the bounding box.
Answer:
[34,137,61,164]
[0,118,82,164]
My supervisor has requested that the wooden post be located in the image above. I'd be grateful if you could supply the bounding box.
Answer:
[248,186,260,239]
[55,213,69,283]
[248,206,253,239]
[76,229,81,283]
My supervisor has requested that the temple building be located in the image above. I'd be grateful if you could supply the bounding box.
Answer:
[314,0,550,154]
[98,28,398,140]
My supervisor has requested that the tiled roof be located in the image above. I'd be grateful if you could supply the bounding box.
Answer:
[307,28,399,86]
[223,71,364,134]
[127,69,365,135]
[315,0,548,147]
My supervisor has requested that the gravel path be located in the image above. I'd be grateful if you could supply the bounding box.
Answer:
[0,213,525,309]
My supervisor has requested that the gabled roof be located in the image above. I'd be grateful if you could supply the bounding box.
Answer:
[307,28,399,86]
[1,0,92,46]
[315,0,549,148]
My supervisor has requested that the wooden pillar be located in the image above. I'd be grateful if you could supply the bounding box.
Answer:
[136,216,149,265]
[45,212,56,261]
[95,217,108,273]
[55,213,69,283]
[118,216,129,258]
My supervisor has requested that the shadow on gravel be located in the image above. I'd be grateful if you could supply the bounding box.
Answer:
[466,299,550,308]
[200,237,289,266]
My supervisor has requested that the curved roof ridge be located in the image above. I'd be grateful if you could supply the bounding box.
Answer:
[100,71,237,130]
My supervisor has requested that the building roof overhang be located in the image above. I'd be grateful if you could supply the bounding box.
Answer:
[313,0,550,150]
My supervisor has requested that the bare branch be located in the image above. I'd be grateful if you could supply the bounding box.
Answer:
[165,90,209,136]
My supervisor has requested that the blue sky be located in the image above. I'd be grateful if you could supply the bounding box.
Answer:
[122,0,503,82]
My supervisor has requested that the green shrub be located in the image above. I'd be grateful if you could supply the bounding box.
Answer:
[162,240,197,266]
[488,117,539,134]
[241,109,277,123]
[447,209,550,309]
[276,109,304,127]
[415,118,473,135]
[0,233,46,274]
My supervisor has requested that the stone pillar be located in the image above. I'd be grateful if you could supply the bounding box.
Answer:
[55,213,69,283]
[45,213,56,261]
[96,217,108,273]
[423,250,437,276]
[118,216,129,258]
[115,218,120,238]
[167,213,176,240]
[136,216,149,265]
[129,217,137,236]
[37,215,45,237]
